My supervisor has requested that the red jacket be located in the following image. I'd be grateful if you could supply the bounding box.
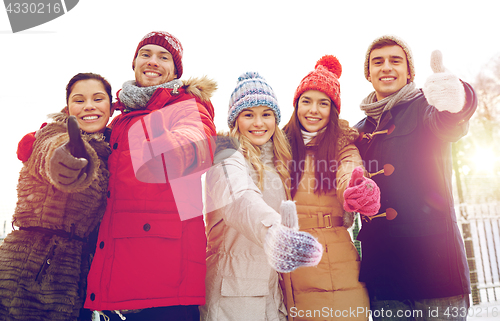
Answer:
[85,77,216,311]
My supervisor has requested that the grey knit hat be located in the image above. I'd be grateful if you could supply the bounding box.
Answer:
[364,35,415,83]
[227,72,281,129]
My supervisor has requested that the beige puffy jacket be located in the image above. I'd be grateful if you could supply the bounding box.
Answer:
[280,120,370,320]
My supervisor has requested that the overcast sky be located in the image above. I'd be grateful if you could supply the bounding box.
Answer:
[1,0,499,229]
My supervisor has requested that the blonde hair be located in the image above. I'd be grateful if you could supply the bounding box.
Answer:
[230,122,292,200]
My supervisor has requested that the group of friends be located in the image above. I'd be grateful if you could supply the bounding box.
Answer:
[0,30,477,321]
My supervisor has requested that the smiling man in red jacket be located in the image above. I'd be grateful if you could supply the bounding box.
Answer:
[85,31,217,321]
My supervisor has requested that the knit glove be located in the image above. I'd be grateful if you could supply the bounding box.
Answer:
[343,166,381,216]
[422,50,466,113]
[280,200,299,230]
[264,223,323,273]
[49,116,89,187]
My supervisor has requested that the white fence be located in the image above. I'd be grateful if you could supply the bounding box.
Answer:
[350,202,500,306]
[457,203,500,305]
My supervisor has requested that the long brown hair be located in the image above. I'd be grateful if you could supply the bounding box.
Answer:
[283,100,341,199]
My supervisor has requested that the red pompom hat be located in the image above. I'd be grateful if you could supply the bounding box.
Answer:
[293,55,342,113]
[132,31,184,78]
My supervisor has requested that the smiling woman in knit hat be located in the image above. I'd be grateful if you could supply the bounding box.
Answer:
[281,55,380,320]
[201,72,323,321]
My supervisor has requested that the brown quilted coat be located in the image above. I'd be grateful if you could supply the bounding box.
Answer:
[280,120,369,320]
[0,113,110,321]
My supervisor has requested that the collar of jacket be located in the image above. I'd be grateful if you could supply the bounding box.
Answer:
[306,119,359,153]
[115,76,217,114]
[372,91,423,131]
[47,112,108,142]
[212,134,274,166]
[259,141,274,166]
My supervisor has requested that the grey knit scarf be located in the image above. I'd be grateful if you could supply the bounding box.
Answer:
[118,79,183,112]
[360,83,421,127]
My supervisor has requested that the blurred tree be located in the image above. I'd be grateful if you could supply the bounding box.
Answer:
[453,53,500,205]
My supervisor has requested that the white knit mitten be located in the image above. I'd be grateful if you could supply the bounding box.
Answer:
[280,200,299,230]
[422,50,465,113]
[264,224,323,273]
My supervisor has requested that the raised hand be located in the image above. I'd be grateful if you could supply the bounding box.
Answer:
[66,115,89,159]
[423,50,465,113]
[49,116,89,187]
[343,166,381,216]
[280,200,299,230]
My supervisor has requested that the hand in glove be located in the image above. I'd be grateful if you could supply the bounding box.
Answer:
[422,50,466,113]
[264,201,323,273]
[343,166,380,216]
[49,116,89,187]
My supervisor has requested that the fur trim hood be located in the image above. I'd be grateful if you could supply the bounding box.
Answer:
[213,132,238,156]
[337,119,360,151]
[307,119,359,152]
[46,112,109,144]
[183,76,217,102]
[212,132,241,165]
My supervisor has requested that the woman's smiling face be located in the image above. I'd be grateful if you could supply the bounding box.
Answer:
[67,79,111,133]
[236,106,276,146]
[297,90,331,132]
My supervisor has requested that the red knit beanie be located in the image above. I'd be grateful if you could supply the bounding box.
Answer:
[132,31,184,78]
[293,55,342,113]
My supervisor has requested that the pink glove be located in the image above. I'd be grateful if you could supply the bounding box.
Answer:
[343,166,381,216]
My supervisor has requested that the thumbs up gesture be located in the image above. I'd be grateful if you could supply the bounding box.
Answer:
[280,200,299,231]
[422,50,466,113]
[66,115,89,159]
[343,166,381,216]
[49,116,89,188]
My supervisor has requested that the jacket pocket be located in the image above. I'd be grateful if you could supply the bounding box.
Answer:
[111,212,182,239]
[107,212,183,302]
[218,277,268,321]
[35,244,56,283]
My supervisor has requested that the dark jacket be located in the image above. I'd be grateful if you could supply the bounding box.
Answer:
[354,82,476,300]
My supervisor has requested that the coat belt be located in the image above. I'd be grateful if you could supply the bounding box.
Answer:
[19,226,87,243]
[298,213,343,229]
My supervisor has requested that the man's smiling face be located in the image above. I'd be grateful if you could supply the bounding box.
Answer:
[368,45,410,101]
[134,44,177,87]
